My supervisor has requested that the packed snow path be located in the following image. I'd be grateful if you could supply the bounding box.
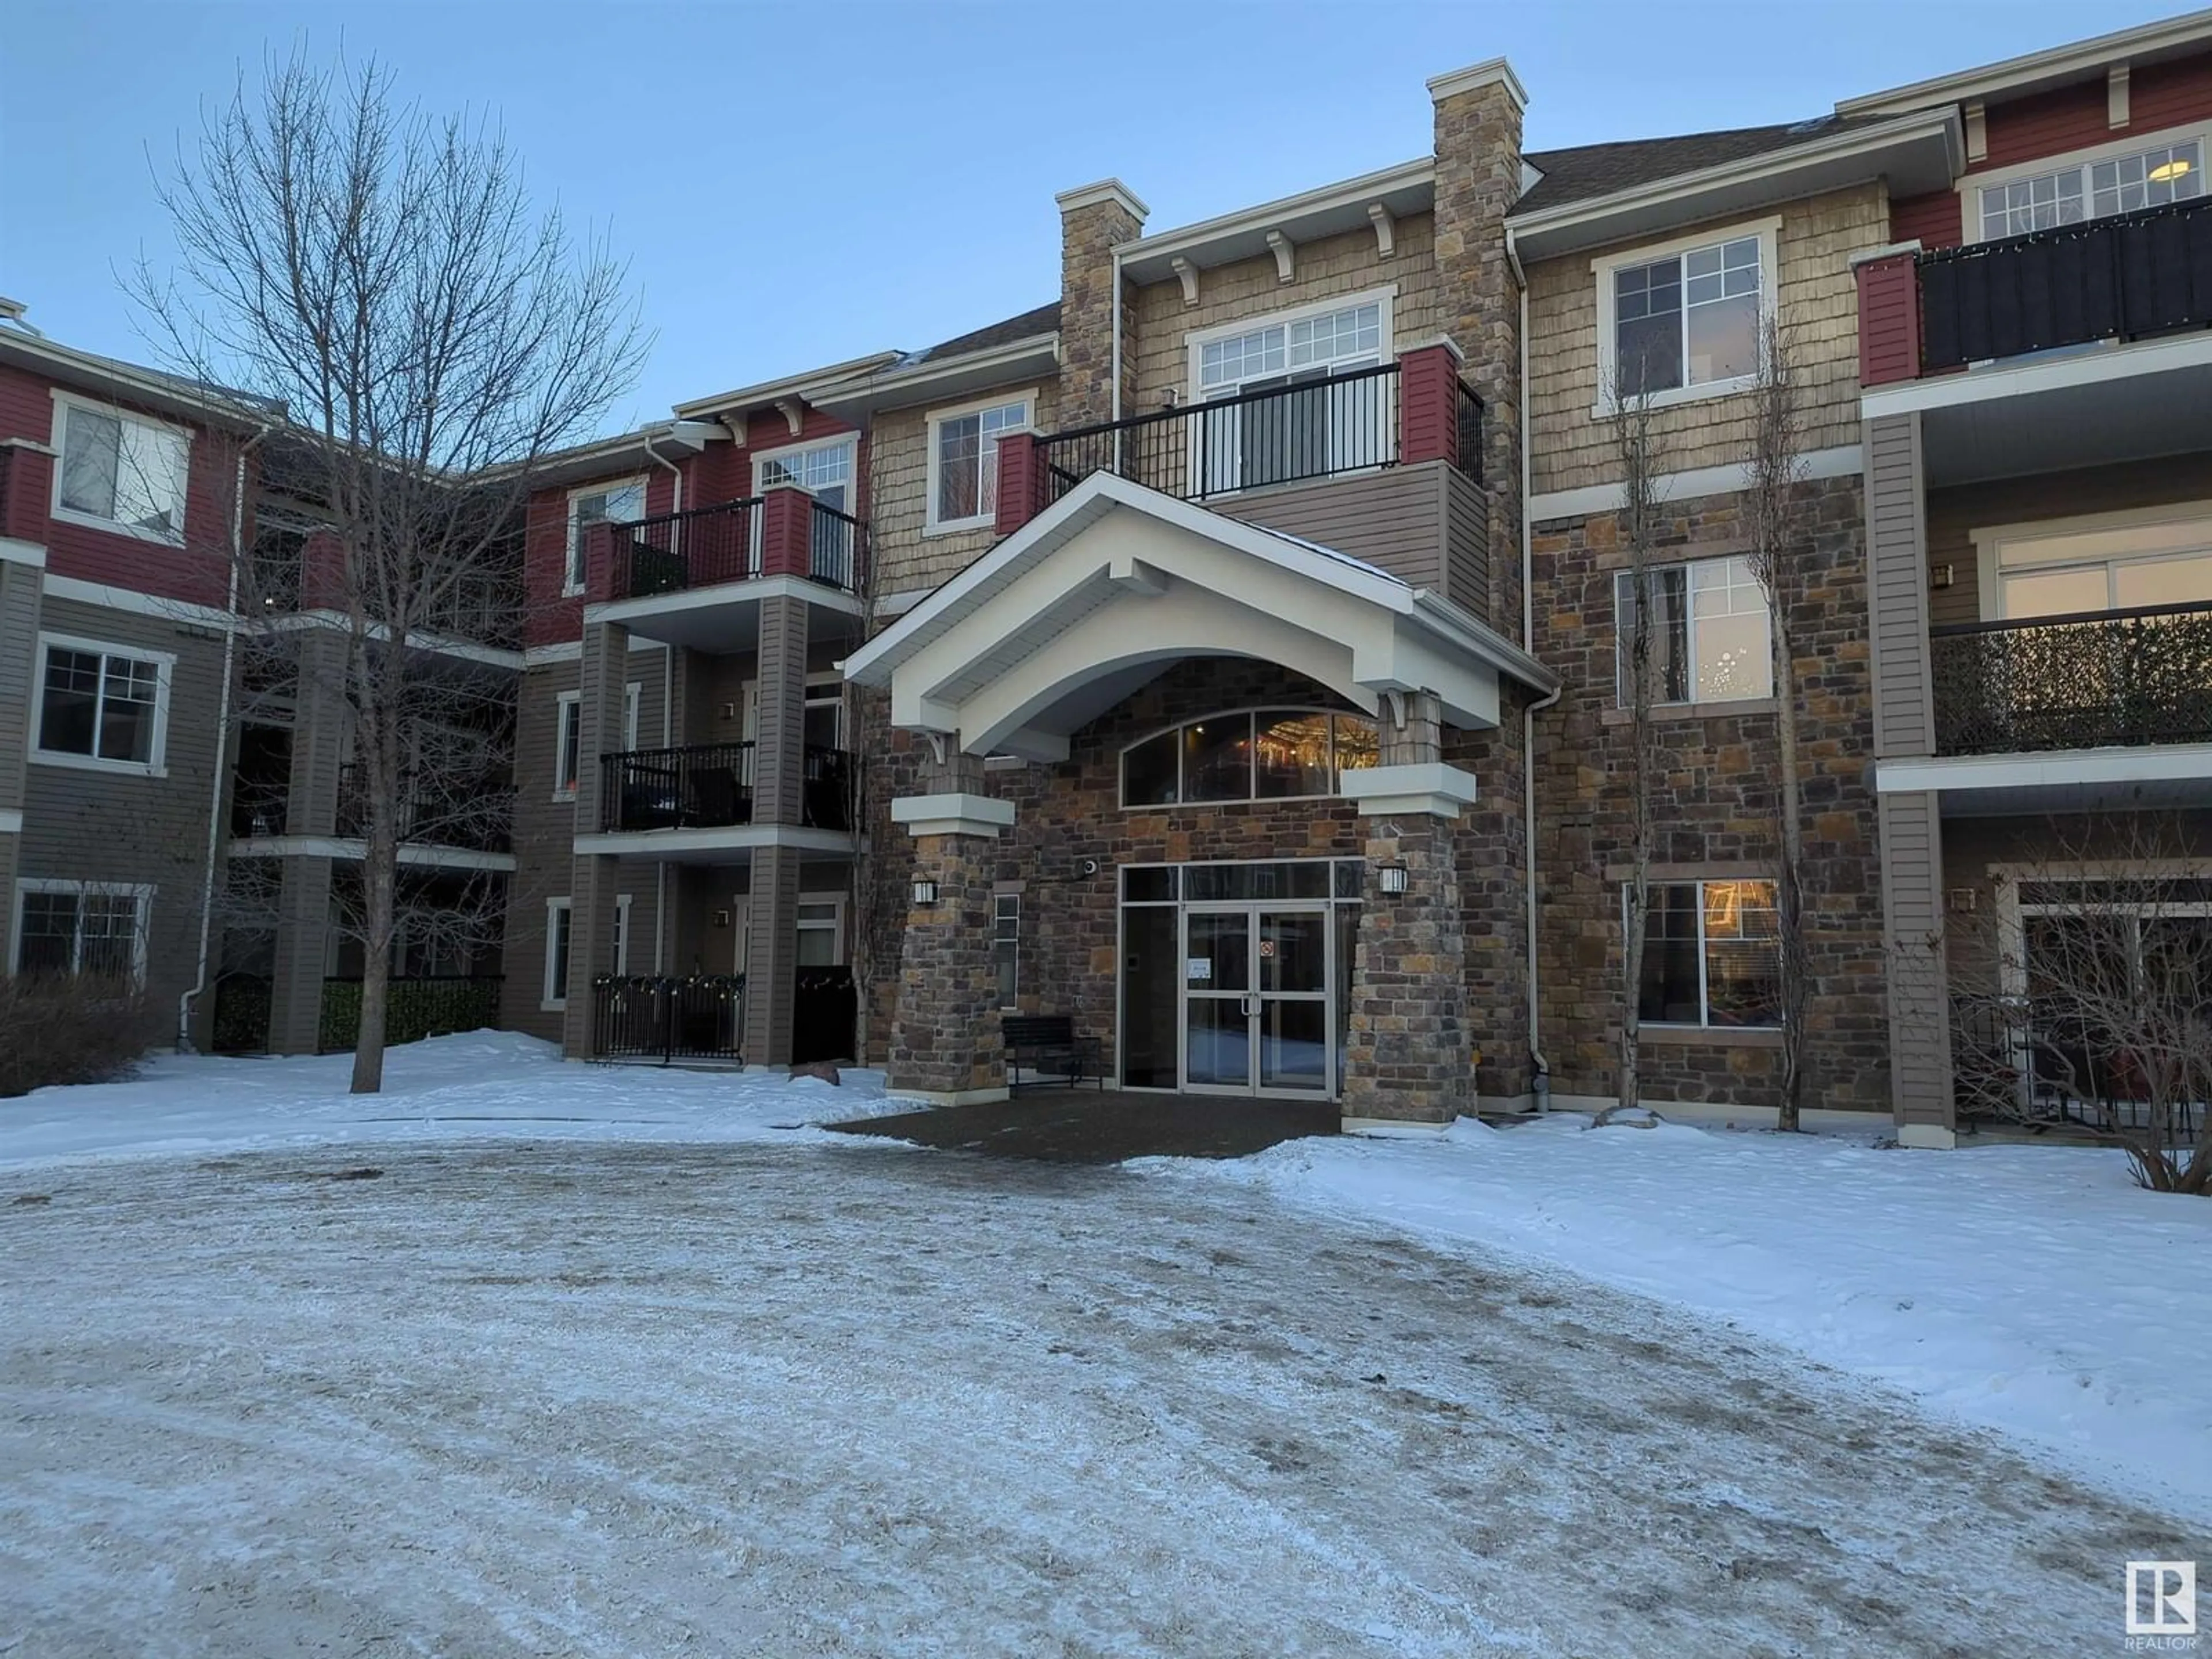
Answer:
[1,1140,2193,1656]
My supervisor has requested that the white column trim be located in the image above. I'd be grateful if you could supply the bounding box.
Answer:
[1348,763,1478,820]
[890,793,1015,839]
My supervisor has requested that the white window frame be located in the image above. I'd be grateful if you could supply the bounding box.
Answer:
[1613,555,1775,709]
[750,436,859,572]
[925,390,1037,535]
[795,892,846,967]
[1971,501,2212,622]
[31,632,176,778]
[542,897,573,1011]
[10,878,154,987]
[1183,285,1399,401]
[993,889,1021,1010]
[1961,121,2210,245]
[564,476,649,598]
[554,683,641,799]
[48,391,192,546]
[612,892,633,977]
[1625,877,1782,1031]
[1592,217,1779,415]
[1118,707,1381,810]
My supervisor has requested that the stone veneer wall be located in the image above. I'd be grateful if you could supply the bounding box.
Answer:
[1528,474,1890,1111]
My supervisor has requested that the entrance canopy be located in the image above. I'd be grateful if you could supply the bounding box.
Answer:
[842,473,1552,761]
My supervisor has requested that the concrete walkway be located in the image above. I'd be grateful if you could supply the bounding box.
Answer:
[831,1089,1338,1162]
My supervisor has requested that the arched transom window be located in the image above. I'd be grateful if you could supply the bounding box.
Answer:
[1120,709,1378,808]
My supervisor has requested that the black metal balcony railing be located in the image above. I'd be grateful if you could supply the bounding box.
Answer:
[1929,599,2212,755]
[600,742,754,832]
[1918,194,2212,372]
[809,502,867,593]
[336,764,514,851]
[802,744,854,831]
[1455,380,1485,486]
[615,497,760,600]
[1033,362,1402,514]
[592,973,744,1063]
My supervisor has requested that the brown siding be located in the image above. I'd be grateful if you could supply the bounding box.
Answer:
[1527,184,1884,496]
[1877,789,1950,1131]
[1864,414,1934,760]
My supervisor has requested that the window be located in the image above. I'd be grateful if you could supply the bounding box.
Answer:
[929,397,1031,529]
[802,690,844,752]
[1981,510,2212,620]
[566,479,646,594]
[1634,878,1780,1028]
[612,893,632,976]
[55,401,189,540]
[994,893,1020,1008]
[543,898,573,1010]
[1188,293,1393,494]
[1120,710,1379,807]
[1614,556,1773,706]
[555,683,640,796]
[796,899,843,967]
[1607,234,1763,400]
[754,440,854,512]
[34,637,172,774]
[1978,138,2203,240]
[13,881,151,986]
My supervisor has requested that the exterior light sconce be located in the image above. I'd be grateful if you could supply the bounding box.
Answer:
[912,878,939,907]
[1377,861,1410,896]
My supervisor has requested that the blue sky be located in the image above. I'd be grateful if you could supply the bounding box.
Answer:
[0,0,2183,435]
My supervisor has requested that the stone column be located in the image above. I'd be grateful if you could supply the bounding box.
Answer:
[1342,695,1480,1127]
[561,620,630,1058]
[267,629,347,1054]
[1054,181,1147,428]
[886,751,1013,1102]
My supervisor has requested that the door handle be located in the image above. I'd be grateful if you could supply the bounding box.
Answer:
[1244,994,1259,1018]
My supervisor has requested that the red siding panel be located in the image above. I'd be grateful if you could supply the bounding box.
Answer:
[1891,190,1963,252]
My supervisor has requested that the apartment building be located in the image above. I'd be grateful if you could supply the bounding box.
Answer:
[10,12,2208,1148]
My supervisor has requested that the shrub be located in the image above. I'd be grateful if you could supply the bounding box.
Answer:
[0,975,162,1098]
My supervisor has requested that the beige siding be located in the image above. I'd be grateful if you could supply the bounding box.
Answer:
[1865,414,1935,761]
[1128,215,1441,413]
[868,382,1058,601]
[1526,184,1884,496]
[1213,460,1487,615]
[1877,789,1952,1131]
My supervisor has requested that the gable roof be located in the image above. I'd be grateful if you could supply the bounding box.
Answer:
[1516,114,1900,217]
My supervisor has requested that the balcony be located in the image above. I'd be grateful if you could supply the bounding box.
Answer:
[336,763,514,852]
[598,741,854,834]
[1929,600,2212,756]
[994,344,1489,615]
[1860,196,2212,385]
[609,494,866,602]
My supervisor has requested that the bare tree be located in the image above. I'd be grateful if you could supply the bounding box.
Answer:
[1744,315,1811,1131]
[1602,374,1667,1124]
[132,49,645,1091]
[1948,817,2212,1194]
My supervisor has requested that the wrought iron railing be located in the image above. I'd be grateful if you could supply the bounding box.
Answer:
[1918,194,2212,372]
[613,497,762,600]
[600,742,754,832]
[1952,996,2206,1139]
[317,974,503,1054]
[336,764,514,851]
[1033,362,1402,513]
[592,973,744,1063]
[1930,599,2212,755]
[1455,380,1484,486]
[809,501,866,592]
[802,744,854,831]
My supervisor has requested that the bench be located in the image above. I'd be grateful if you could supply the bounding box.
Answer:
[1002,1014,1102,1094]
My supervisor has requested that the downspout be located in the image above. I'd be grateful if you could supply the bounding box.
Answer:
[641,426,684,974]
[179,427,267,1051]
[1109,244,1125,464]
[1510,242,1563,1110]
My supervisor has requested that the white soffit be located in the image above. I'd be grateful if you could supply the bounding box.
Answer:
[1119,158,1436,286]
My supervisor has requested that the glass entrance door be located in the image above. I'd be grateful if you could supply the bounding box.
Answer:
[1181,904,1334,1096]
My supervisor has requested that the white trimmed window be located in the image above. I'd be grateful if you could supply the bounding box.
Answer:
[566,479,647,594]
[796,897,844,967]
[928,396,1032,531]
[554,683,639,797]
[542,898,573,1010]
[753,439,854,512]
[1599,224,1770,405]
[33,635,173,775]
[13,880,152,986]
[1978,507,2212,620]
[1614,556,1773,706]
[54,399,189,541]
[612,893,632,976]
[1633,878,1781,1029]
[1187,292,1393,495]
[1978,138,2203,240]
[993,892,1020,1008]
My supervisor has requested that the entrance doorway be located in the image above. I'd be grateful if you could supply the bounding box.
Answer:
[1119,858,1361,1099]
[1183,905,1334,1095]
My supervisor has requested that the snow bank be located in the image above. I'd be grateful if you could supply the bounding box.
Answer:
[1146,1114,2212,1523]
[0,1032,899,1169]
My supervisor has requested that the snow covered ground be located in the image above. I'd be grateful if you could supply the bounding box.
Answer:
[1144,1113,2212,1527]
[0,1032,899,1169]
[0,1138,2192,1656]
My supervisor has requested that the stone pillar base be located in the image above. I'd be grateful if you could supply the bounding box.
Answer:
[1342,821,1472,1125]
[887,832,1005,1098]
